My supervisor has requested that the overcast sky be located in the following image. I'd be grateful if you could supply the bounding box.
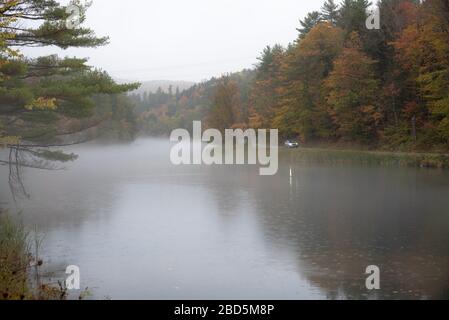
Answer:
[24,0,322,82]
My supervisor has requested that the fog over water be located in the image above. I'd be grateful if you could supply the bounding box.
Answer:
[1,138,449,299]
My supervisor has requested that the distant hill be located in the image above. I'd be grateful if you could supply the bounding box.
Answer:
[115,79,196,95]
[127,69,257,135]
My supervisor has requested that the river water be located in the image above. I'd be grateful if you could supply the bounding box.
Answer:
[1,138,448,299]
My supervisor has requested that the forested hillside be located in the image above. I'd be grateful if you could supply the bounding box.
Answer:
[131,69,255,135]
[135,0,449,152]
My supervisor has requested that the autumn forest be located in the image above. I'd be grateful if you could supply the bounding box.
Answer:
[134,0,449,153]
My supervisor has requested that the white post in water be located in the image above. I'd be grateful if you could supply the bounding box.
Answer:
[289,167,293,187]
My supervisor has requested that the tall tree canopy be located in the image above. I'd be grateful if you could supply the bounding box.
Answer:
[325,33,380,143]
[297,11,323,39]
[206,77,242,132]
[321,0,340,25]
[275,23,344,141]
[249,45,285,129]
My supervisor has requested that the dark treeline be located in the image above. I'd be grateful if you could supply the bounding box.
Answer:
[136,0,449,152]
[130,85,181,114]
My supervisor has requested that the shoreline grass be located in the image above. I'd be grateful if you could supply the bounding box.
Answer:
[285,147,449,169]
[0,211,73,300]
[0,213,32,300]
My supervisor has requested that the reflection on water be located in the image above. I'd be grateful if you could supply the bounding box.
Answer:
[1,138,448,299]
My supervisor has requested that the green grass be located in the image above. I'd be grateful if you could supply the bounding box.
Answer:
[285,147,449,169]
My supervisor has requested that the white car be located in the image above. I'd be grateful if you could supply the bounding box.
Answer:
[284,140,299,148]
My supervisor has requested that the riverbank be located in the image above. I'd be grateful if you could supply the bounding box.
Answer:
[0,212,69,300]
[0,213,32,300]
[285,147,449,169]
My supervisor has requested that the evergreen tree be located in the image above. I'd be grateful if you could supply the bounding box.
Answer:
[321,0,340,25]
[297,11,323,39]
[337,0,370,35]
[0,0,138,177]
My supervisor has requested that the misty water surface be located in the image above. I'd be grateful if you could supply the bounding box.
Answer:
[1,138,448,299]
